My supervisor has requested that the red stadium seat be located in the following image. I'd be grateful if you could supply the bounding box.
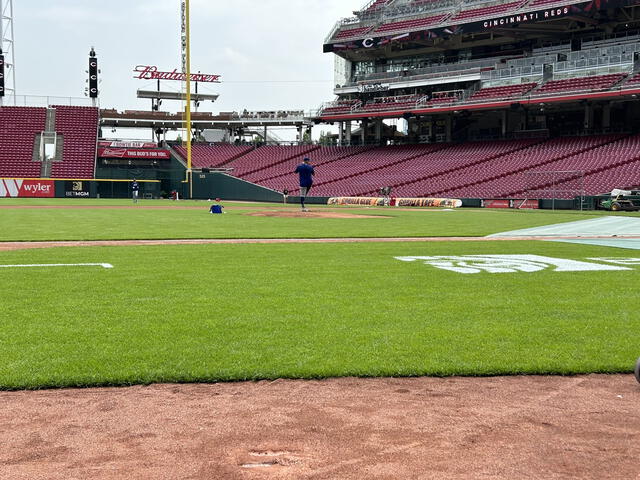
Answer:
[0,107,47,178]
[235,136,640,199]
[50,106,99,178]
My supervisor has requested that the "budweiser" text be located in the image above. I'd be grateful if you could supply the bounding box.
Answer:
[133,65,221,83]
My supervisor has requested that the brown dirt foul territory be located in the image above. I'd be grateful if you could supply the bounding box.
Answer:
[0,375,638,479]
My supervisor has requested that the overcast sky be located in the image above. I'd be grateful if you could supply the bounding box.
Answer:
[12,0,364,120]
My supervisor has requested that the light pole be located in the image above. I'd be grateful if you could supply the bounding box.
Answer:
[181,0,193,199]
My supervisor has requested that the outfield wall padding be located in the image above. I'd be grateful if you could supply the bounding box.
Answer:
[328,196,463,208]
[191,172,284,202]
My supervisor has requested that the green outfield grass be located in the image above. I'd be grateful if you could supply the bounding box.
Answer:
[0,238,638,390]
[0,198,637,241]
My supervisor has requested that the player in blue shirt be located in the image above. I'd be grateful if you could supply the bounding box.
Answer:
[294,157,315,212]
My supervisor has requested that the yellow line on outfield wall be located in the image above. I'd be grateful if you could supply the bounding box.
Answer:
[0,178,160,183]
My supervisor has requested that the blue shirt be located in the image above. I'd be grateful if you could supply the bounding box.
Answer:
[295,163,314,187]
[132,181,139,192]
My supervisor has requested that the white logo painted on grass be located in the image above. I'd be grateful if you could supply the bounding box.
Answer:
[0,263,114,269]
[395,255,631,274]
[588,257,640,266]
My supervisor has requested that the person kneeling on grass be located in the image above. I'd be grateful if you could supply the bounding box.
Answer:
[294,157,314,212]
[209,202,224,214]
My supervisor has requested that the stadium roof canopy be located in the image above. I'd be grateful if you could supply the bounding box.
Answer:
[324,0,640,59]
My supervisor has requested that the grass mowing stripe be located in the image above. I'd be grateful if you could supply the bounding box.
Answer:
[0,240,637,389]
[1,200,639,241]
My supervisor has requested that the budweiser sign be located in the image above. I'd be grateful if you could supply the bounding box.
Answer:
[133,65,221,83]
[98,148,171,159]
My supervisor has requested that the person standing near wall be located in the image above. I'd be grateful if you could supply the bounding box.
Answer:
[132,179,140,204]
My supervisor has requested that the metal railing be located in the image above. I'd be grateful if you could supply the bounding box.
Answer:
[349,62,490,87]
[0,95,98,108]
[555,56,635,73]
[481,65,544,83]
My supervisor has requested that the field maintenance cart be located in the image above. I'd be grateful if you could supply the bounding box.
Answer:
[600,189,640,212]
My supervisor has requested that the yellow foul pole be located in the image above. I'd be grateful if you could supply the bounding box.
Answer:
[185,0,193,198]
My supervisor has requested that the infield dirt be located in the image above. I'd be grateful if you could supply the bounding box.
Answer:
[1,375,638,479]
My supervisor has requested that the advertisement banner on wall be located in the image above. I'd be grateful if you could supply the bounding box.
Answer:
[0,179,55,198]
[65,180,91,198]
[483,199,512,209]
[98,141,159,149]
[98,148,171,159]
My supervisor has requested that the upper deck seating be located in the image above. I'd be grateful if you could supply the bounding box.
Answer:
[451,1,523,22]
[468,83,537,101]
[372,13,449,34]
[424,94,461,106]
[362,95,422,112]
[333,26,373,40]
[321,100,361,116]
[536,73,627,95]
[626,72,640,85]
[365,0,391,11]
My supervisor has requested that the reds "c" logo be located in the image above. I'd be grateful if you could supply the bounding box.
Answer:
[362,38,375,48]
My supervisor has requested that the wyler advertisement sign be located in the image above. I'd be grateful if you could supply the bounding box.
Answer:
[0,179,55,198]
[65,181,91,198]
[324,0,639,52]
[98,148,171,159]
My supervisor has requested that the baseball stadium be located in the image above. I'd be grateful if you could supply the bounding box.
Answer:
[1,0,639,478]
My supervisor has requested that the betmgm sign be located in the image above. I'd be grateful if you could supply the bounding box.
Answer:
[65,181,90,198]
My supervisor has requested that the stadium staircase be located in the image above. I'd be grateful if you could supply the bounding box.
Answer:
[38,108,58,178]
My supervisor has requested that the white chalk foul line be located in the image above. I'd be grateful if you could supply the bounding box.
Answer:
[0,263,113,269]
